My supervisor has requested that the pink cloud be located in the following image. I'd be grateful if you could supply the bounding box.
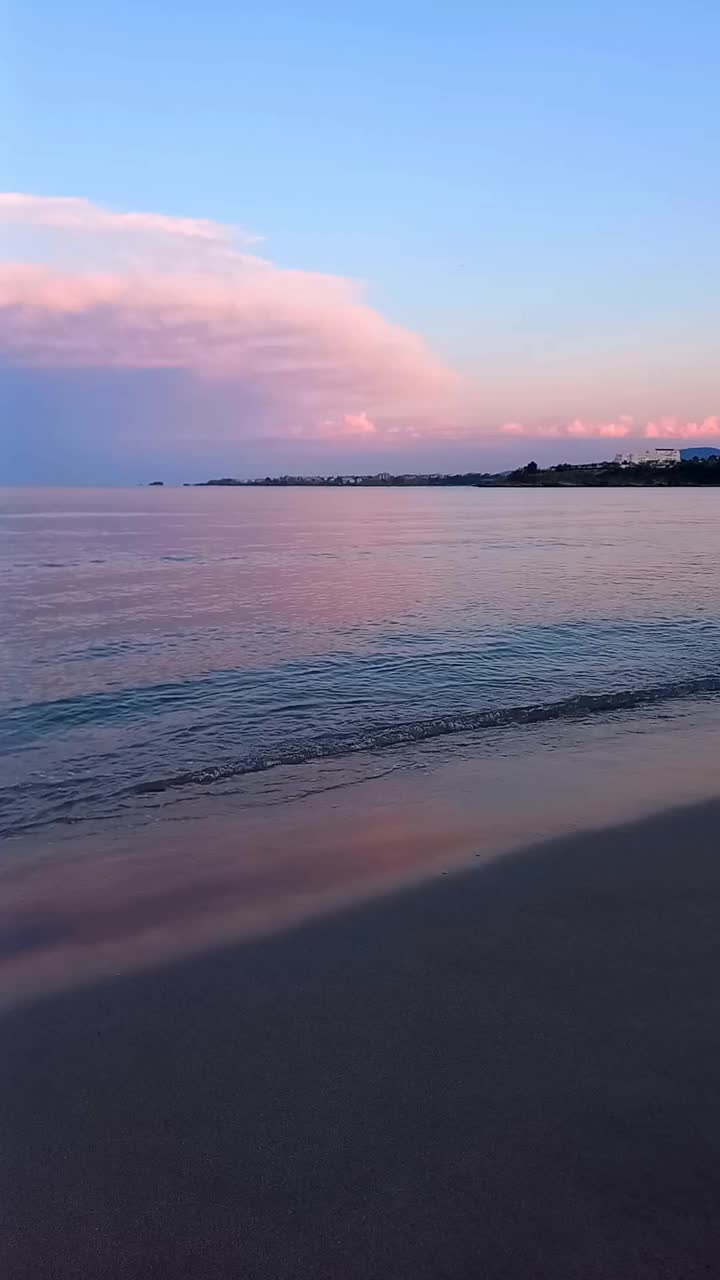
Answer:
[339,411,377,434]
[499,416,720,441]
[291,411,379,441]
[566,419,632,438]
[0,196,463,444]
[643,417,720,439]
[2,195,718,453]
[501,419,634,439]
[0,255,460,437]
[0,193,260,247]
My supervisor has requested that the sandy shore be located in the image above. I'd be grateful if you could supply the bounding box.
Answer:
[4,797,720,1278]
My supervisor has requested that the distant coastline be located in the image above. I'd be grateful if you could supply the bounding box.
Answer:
[187,451,720,489]
[502,454,720,487]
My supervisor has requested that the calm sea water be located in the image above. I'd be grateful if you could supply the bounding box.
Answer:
[3,484,720,841]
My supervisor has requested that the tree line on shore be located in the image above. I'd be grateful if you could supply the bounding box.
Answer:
[509,457,720,486]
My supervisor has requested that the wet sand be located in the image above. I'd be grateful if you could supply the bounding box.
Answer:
[4,797,720,1278]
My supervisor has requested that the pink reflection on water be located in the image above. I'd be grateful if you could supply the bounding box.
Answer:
[3,699,720,1010]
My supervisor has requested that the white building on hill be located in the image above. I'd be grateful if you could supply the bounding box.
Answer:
[614,447,681,466]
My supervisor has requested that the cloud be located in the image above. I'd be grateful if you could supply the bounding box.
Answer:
[500,418,634,439]
[327,411,377,436]
[341,411,377,434]
[499,416,720,440]
[301,411,378,440]
[0,192,260,248]
[0,194,460,441]
[0,261,458,420]
[644,417,720,439]
[2,195,718,459]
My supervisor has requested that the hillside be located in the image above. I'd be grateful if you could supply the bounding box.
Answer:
[508,458,720,486]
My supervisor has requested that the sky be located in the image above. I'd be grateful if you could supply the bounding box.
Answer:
[2,0,719,482]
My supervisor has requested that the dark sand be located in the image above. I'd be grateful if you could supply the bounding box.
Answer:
[4,798,720,1279]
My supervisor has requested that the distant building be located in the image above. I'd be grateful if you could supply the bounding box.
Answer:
[614,447,680,466]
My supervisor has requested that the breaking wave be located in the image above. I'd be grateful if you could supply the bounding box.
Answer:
[128,673,720,798]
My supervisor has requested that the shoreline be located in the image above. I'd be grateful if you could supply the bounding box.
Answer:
[4,695,720,1011]
[5,795,720,1277]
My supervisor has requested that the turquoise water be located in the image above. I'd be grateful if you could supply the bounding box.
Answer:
[3,484,720,839]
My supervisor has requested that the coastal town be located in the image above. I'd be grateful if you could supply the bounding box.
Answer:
[183,446,720,488]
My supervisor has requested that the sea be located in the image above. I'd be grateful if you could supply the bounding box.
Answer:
[3,483,720,996]
[3,483,720,841]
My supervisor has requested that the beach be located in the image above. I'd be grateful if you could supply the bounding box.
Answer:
[5,795,720,1279]
[5,485,720,1277]
[6,10,720,1275]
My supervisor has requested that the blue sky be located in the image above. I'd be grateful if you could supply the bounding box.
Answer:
[2,0,719,480]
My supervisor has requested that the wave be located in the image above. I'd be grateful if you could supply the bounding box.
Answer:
[128,673,720,798]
